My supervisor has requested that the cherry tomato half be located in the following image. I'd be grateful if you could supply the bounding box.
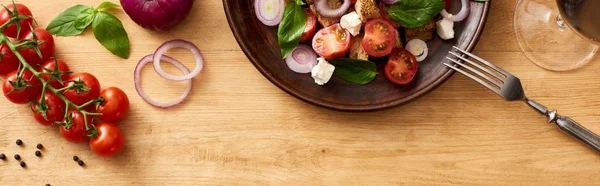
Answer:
[362,18,396,57]
[63,72,101,106]
[39,59,71,89]
[31,91,66,126]
[0,43,19,76]
[384,49,419,85]
[18,28,55,66]
[312,24,351,59]
[60,109,93,143]
[2,69,41,104]
[90,122,124,158]
[0,4,33,38]
[97,87,130,123]
[299,8,317,43]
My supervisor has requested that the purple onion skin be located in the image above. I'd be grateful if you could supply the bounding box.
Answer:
[120,0,194,31]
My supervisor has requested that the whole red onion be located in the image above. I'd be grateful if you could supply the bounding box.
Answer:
[120,0,194,31]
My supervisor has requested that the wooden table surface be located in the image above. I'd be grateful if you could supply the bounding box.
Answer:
[1,0,600,185]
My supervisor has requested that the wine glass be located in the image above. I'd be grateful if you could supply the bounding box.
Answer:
[514,0,600,71]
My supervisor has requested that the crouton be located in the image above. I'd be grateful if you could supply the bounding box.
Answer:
[354,0,381,22]
[349,34,369,61]
[394,29,402,48]
[310,4,340,27]
[404,19,436,42]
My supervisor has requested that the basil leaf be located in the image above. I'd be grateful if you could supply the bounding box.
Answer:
[92,11,130,59]
[46,5,92,36]
[96,1,120,10]
[278,2,306,59]
[388,0,445,28]
[73,8,95,30]
[328,58,378,85]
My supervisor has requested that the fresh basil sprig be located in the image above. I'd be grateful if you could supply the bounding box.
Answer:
[328,58,378,85]
[46,1,130,59]
[387,0,445,28]
[277,1,306,59]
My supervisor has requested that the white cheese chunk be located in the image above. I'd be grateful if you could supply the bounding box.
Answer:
[311,57,335,85]
[436,18,455,40]
[340,12,362,36]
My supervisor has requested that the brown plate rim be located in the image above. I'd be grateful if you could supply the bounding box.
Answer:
[223,0,491,112]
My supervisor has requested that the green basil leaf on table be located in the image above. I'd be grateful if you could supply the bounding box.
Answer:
[328,58,378,85]
[92,11,130,59]
[46,5,92,36]
[277,2,306,59]
[387,0,445,28]
[96,1,120,10]
[73,8,95,30]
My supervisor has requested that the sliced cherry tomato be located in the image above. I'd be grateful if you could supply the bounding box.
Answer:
[97,87,130,123]
[31,91,66,126]
[39,59,71,89]
[444,0,453,10]
[90,122,124,157]
[60,109,93,143]
[0,43,19,76]
[299,8,317,43]
[312,23,351,59]
[63,73,101,106]
[18,28,55,66]
[362,18,396,57]
[2,69,41,104]
[385,49,418,85]
[0,4,33,38]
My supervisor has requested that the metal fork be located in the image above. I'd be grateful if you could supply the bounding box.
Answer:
[444,46,600,153]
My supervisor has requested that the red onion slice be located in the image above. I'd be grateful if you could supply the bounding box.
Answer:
[255,0,285,26]
[135,54,192,108]
[285,45,318,73]
[315,0,351,18]
[440,0,470,22]
[153,40,204,81]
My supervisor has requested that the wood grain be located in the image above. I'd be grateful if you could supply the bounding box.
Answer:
[1,0,600,185]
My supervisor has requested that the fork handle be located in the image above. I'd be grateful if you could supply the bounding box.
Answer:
[526,99,600,152]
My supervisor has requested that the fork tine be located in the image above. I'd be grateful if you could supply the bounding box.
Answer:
[446,57,503,87]
[452,46,509,75]
[448,51,505,81]
[443,63,502,95]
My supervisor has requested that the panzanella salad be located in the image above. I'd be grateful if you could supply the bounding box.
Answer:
[254,0,485,85]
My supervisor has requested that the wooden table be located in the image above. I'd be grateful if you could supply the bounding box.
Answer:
[1,0,600,185]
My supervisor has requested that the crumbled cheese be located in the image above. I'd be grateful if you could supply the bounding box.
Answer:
[436,18,455,40]
[311,57,335,85]
[340,12,362,36]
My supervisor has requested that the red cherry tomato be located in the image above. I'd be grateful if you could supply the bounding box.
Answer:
[299,8,317,43]
[2,70,41,104]
[97,87,130,123]
[90,122,124,157]
[0,3,33,38]
[18,28,55,66]
[39,59,71,89]
[362,18,397,57]
[312,24,351,59]
[0,43,19,76]
[60,109,93,143]
[31,91,66,126]
[444,0,453,10]
[385,49,418,85]
[63,72,101,106]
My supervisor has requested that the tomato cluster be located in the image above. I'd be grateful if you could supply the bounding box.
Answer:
[0,4,129,158]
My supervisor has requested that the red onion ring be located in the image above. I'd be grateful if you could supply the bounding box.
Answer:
[254,0,284,26]
[285,45,318,73]
[135,54,192,108]
[315,0,351,18]
[153,40,204,81]
[440,0,470,22]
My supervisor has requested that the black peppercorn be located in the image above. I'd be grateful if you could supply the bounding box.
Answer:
[0,153,5,160]
[73,156,79,161]
[35,151,42,157]
[16,139,23,146]
[45,184,51,186]
[77,160,84,166]
[14,154,20,160]
[19,161,25,168]
[37,144,43,149]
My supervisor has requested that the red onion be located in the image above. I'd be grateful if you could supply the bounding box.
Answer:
[254,0,284,26]
[315,0,351,18]
[285,45,318,73]
[119,0,194,31]
[381,0,398,4]
[440,0,470,22]
[134,54,192,108]
[153,40,204,81]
